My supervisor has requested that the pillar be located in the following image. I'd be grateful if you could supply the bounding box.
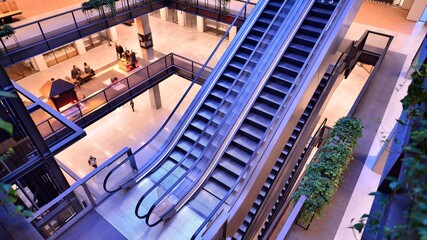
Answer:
[402,0,414,9]
[135,15,155,61]
[33,54,48,72]
[108,26,118,42]
[160,7,168,21]
[177,10,185,27]
[74,39,87,55]
[197,16,205,32]
[229,26,237,42]
[406,0,427,21]
[149,84,162,109]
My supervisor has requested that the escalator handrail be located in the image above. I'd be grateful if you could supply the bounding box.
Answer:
[258,118,328,240]
[135,0,294,221]
[191,1,345,239]
[142,0,311,227]
[103,0,257,193]
[247,51,351,240]
[225,0,346,212]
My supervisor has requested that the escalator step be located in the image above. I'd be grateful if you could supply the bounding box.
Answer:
[253,101,277,119]
[219,157,244,177]
[294,33,318,47]
[235,49,251,60]
[289,42,312,57]
[176,138,193,152]
[203,98,221,112]
[204,180,229,199]
[299,24,322,37]
[239,123,264,141]
[283,52,305,67]
[211,169,236,189]
[311,6,334,19]
[225,145,251,164]
[183,128,201,142]
[305,15,328,28]
[271,70,298,82]
[265,80,291,96]
[258,91,283,108]
[246,112,270,130]
[232,133,258,153]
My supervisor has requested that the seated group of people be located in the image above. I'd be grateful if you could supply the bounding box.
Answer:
[71,62,95,80]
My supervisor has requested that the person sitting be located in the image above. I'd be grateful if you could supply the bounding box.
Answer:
[71,65,82,79]
[84,62,95,75]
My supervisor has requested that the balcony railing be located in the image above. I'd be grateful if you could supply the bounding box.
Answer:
[34,53,212,148]
[0,0,255,66]
[27,147,134,239]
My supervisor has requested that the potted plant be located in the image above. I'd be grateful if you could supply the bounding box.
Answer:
[0,25,15,40]
[81,1,93,12]
[220,0,230,14]
[82,0,116,17]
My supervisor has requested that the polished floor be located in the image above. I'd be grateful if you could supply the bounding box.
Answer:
[9,1,427,239]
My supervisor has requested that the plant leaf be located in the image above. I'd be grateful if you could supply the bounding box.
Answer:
[0,118,13,135]
[0,91,16,98]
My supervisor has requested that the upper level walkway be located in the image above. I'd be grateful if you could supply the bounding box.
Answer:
[0,0,256,66]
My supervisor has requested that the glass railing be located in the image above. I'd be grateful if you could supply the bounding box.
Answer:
[139,0,299,228]
[167,0,256,21]
[34,53,212,147]
[0,0,166,57]
[28,147,133,239]
[0,0,255,60]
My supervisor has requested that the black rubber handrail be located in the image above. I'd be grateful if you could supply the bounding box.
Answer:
[134,0,266,220]
[141,0,305,227]
[191,1,343,239]
[103,0,254,194]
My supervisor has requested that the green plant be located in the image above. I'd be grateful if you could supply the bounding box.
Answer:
[0,92,33,218]
[0,24,15,40]
[354,65,427,239]
[82,0,116,17]
[292,117,363,226]
[220,0,230,14]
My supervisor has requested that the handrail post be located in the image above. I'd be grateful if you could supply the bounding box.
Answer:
[82,182,97,206]
[276,195,307,240]
[71,11,81,38]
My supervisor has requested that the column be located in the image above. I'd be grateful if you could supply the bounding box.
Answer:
[149,84,162,109]
[135,15,155,61]
[177,10,185,27]
[74,39,87,55]
[229,26,237,42]
[197,16,205,32]
[406,0,427,21]
[160,7,168,21]
[33,54,48,72]
[108,26,118,42]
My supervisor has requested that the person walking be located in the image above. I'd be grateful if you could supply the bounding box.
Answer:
[88,155,97,168]
[115,43,124,59]
[130,99,135,112]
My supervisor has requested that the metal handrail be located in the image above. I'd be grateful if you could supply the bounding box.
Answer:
[134,0,269,220]
[260,118,329,239]
[34,53,210,139]
[189,1,326,238]
[139,0,294,224]
[191,1,345,239]
[103,0,256,194]
[0,0,253,59]
[256,54,350,240]
[144,0,308,229]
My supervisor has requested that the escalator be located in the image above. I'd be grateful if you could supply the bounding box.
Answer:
[134,0,300,221]
[184,1,340,238]
[233,72,330,240]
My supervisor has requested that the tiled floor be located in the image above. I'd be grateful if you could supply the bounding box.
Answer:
[8,0,427,239]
